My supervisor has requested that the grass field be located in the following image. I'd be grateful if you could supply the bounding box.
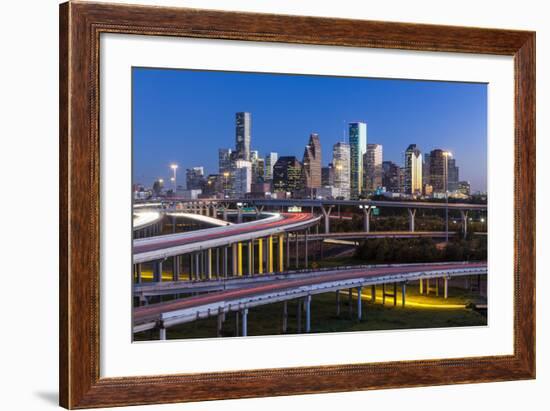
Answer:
[134,280,487,341]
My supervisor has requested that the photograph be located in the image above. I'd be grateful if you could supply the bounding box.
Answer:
[131,68,489,341]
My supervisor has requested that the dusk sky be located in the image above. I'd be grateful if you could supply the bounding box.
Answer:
[133,67,487,192]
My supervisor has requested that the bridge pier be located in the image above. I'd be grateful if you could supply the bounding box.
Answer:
[222,206,228,221]
[425,278,430,295]
[408,208,417,232]
[295,232,299,268]
[207,249,212,279]
[278,234,284,272]
[237,206,243,224]
[305,230,309,268]
[159,325,166,341]
[258,238,263,274]
[362,206,372,232]
[296,299,302,333]
[444,276,449,299]
[401,282,407,307]
[460,210,469,238]
[305,295,312,332]
[419,278,423,294]
[237,242,243,276]
[223,246,228,278]
[371,285,376,302]
[153,260,163,283]
[232,243,238,277]
[320,205,333,234]
[217,308,224,337]
[282,301,288,333]
[348,288,353,317]
[357,286,363,321]
[172,256,179,281]
[135,263,142,284]
[286,232,290,269]
[242,308,248,337]
[195,253,201,280]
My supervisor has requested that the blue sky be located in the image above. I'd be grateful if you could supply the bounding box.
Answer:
[133,67,487,192]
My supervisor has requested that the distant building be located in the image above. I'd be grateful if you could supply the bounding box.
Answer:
[264,152,278,181]
[364,143,383,192]
[186,167,205,190]
[301,133,322,197]
[321,163,334,186]
[348,122,367,198]
[404,144,423,195]
[218,148,232,175]
[203,174,224,196]
[429,149,453,194]
[235,112,251,161]
[382,161,402,193]
[272,156,302,194]
[423,183,433,197]
[457,180,471,196]
[233,160,252,197]
[448,158,459,192]
[316,186,340,199]
[179,189,202,200]
[423,152,431,186]
[332,142,351,199]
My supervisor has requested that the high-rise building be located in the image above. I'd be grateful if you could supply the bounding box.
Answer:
[404,144,423,195]
[321,163,334,186]
[252,157,265,183]
[218,148,232,175]
[203,174,224,196]
[264,152,278,181]
[448,158,459,192]
[186,166,205,190]
[272,156,302,194]
[332,142,351,199]
[428,149,451,194]
[301,133,322,196]
[348,122,367,198]
[233,160,252,197]
[364,143,383,192]
[382,161,402,193]
[422,152,431,186]
[235,112,251,161]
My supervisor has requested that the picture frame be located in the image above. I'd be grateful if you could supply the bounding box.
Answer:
[59,1,535,408]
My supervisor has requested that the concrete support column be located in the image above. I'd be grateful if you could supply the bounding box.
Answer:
[258,238,263,274]
[402,282,407,307]
[237,243,243,276]
[222,207,228,221]
[363,207,372,232]
[382,283,386,305]
[195,253,200,280]
[393,283,398,306]
[223,246,228,278]
[295,232,299,268]
[321,206,333,234]
[153,260,163,283]
[232,244,238,277]
[426,278,430,295]
[190,254,194,281]
[336,290,341,316]
[282,301,288,333]
[237,207,243,224]
[419,278,424,294]
[207,249,212,279]
[305,295,312,332]
[268,236,274,273]
[241,308,248,337]
[460,210,469,239]
[371,285,376,302]
[357,286,363,321]
[247,241,253,275]
[136,263,142,284]
[286,232,290,268]
[172,256,179,281]
[216,248,220,279]
[444,276,449,299]
[408,208,417,232]
[305,230,309,268]
[348,288,353,317]
[159,326,167,341]
[278,234,284,272]
[435,278,439,297]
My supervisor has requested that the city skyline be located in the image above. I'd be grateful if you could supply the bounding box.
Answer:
[133,67,487,192]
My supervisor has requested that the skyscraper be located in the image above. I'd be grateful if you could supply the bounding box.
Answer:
[321,164,334,187]
[264,152,278,181]
[364,143,383,192]
[348,122,367,198]
[448,158,459,192]
[404,144,423,195]
[235,112,251,161]
[333,142,351,200]
[272,156,302,194]
[301,133,322,196]
[186,166,205,190]
[382,161,402,193]
[422,152,431,186]
[233,160,252,197]
[218,148,232,175]
[429,149,446,193]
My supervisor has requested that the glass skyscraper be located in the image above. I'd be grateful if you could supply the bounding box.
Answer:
[235,112,251,161]
[348,122,367,199]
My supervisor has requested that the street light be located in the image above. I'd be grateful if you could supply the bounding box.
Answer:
[443,151,452,242]
[170,164,178,196]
